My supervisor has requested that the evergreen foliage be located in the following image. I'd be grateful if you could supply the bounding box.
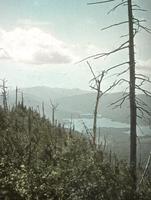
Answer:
[0,105,150,199]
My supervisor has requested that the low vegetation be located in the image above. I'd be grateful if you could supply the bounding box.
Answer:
[0,105,151,199]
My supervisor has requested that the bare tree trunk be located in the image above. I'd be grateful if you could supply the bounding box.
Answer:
[128,0,137,188]
[28,110,32,166]
[15,86,18,108]
[1,79,8,112]
[52,108,55,126]
[93,82,101,146]
[87,62,116,147]
[42,101,45,118]
[49,99,59,127]
[21,92,24,109]
[87,0,150,189]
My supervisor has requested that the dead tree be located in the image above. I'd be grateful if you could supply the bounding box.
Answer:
[0,79,8,112]
[84,0,151,188]
[49,99,59,126]
[42,101,45,118]
[15,86,21,107]
[87,61,120,146]
[21,92,24,109]
[15,86,18,107]
[36,105,40,115]
[128,0,137,186]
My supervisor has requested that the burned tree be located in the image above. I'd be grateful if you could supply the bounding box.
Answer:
[15,86,23,108]
[128,0,137,186]
[0,79,8,112]
[85,0,151,188]
[21,92,24,109]
[42,101,45,118]
[49,99,59,126]
[87,61,120,146]
[15,86,18,108]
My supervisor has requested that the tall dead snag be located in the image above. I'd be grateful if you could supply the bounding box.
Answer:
[21,92,24,109]
[15,86,22,107]
[128,0,137,187]
[15,86,18,108]
[42,101,45,118]
[0,79,8,112]
[87,61,121,147]
[49,99,59,126]
[85,0,151,188]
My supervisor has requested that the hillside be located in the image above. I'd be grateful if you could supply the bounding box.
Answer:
[0,105,151,199]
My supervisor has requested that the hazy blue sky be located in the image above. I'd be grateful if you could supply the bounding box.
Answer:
[0,0,151,90]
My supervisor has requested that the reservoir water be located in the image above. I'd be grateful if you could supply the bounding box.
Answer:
[63,117,151,136]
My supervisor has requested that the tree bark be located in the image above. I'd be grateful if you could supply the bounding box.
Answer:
[93,81,101,146]
[128,0,137,188]
[52,108,55,126]
[2,80,8,112]
[16,86,18,108]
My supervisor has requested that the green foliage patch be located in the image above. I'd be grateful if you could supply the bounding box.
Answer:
[0,105,150,199]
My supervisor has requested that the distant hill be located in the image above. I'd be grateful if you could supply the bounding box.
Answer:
[57,92,151,125]
[96,127,151,165]
[22,86,90,100]
[4,86,151,125]
[8,86,90,105]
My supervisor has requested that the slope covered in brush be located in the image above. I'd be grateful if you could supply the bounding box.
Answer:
[0,105,150,200]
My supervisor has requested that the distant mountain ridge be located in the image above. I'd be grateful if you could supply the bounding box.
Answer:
[21,86,90,100]
[4,86,151,125]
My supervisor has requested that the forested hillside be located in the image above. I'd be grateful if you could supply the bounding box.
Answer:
[0,0,151,199]
[0,105,151,199]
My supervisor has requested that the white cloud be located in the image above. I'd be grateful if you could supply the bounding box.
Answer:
[0,27,76,65]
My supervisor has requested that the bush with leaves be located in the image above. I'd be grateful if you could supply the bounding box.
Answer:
[0,106,151,199]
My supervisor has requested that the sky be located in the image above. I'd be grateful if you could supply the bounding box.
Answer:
[0,0,151,91]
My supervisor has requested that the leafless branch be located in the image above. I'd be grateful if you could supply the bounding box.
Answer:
[88,0,115,5]
[106,62,129,73]
[101,21,128,31]
[116,67,129,77]
[107,1,127,15]
[120,33,129,38]
[136,77,151,84]
[77,41,129,63]
[50,99,59,110]
[136,74,150,79]
[136,97,148,108]
[139,25,151,34]
[133,18,151,34]
[135,85,151,97]
[102,79,124,95]
[95,45,129,59]
[133,18,146,23]
[87,61,98,83]
[137,106,151,117]
[132,4,140,9]
[94,40,129,59]
[133,8,147,12]
[111,93,129,108]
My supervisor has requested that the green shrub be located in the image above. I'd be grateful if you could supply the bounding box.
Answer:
[0,106,150,199]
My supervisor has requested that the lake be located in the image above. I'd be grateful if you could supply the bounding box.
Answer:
[63,117,151,136]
